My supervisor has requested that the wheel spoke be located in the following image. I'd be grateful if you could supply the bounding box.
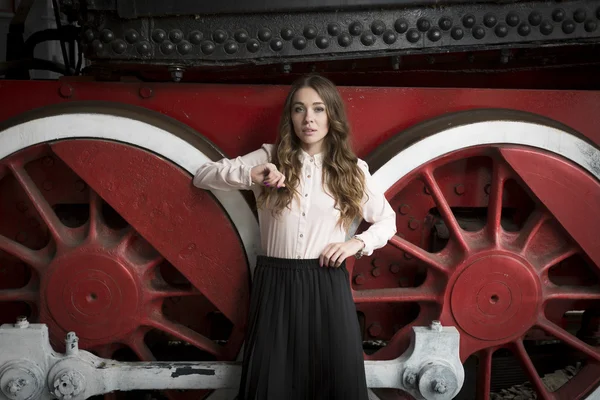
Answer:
[486,159,506,245]
[545,285,600,301]
[0,287,37,302]
[538,246,579,274]
[147,315,223,357]
[0,234,48,272]
[87,190,102,240]
[353,287,439,304]
[421,168,469,252]
[537,318,600,362]
[519,209,551,253]
[127,330,156,361]
[389,235,449,274]
[513,339,554,400]
[476,348,493,400]
[8,163,72,247]
[116,227,137,253]
[147,286,199,300]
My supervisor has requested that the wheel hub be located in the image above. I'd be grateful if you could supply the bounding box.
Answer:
[451,255,540,341]
[45,251,139,343]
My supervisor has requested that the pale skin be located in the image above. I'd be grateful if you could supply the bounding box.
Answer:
[250,87,365,267]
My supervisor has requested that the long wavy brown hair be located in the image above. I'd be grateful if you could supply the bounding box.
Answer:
[257,74,366,230]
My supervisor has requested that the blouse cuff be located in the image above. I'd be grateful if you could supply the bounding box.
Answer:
[354,232,375,256]
[242,165,254,187]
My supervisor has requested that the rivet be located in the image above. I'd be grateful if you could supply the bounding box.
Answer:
[360,32,375,46]
[371,20,386,35]
[454,184,465,195]
[540,20,554,35]
[562,20,576,34]
[483,14,497,28]
[495,24,508,38]
[43,181,53,191]
[349,21,363,36]
[354,274,365,285]
[417,18,431,32]
[553,8,566,22]
[83,29,95,43]
[399,204,410,215]
[304,25,318,39]
[212,29,227,44]
[315,36,329,49]
[408,218,420,231]
[368,323,382,337]
[112,40,127,54]
[281,27,294,41]
[201,41,216,54]
[371,258,385,268]
[529,11,542,26]
[139,86,153,99]
[75,180,87,192]
[518,23,531,36]
[293,36,307,50]
[574,9,587,23]
[125,29,139,44]
[29,217,40,228]
[427,28,441,42]
[462,14,476,28]
[391,55,401,70]
[451,27,464,40]
[404,252,414,260]
[472,26,486,39]
[216,39,234,54]
[585,20,598,32]
[258,28,272,42]
[399,277,410,287]
[59,84,73,98]
[177,41,192,55]
[484,183,491,194]
[92,39,104,54]
[160,41,175,55]
[337,33,352,47]
[328,23,341,36]
[389,264,401,274]
[152,29,167,43]
[16,201,28,212]
[137,41,152,56]
[189,30,203,44]
[383,30,397,44]
[423,185,431,195]
[439,16,453,31]
[270,38,284,51]
[406,29,421,43]
[506,12,520,27]
[101,29,114,43]
[394,19,408,34]
[371,267,381,277]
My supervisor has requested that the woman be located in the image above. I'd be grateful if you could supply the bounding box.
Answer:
[193,74,396,400]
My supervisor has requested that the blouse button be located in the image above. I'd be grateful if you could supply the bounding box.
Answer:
[307,175,311,178]
[305,193,308,197]
[302,212,306,216]
[310,159,314,162]
[300,234,303,238]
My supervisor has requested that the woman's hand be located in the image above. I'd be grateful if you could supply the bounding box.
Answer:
[320,238,365,268]
[251,163,286,188]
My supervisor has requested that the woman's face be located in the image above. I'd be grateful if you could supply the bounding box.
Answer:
[291,87,330,154]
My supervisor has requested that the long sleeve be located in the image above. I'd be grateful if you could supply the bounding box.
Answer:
[354,159,397,256]
[193,144,273,191]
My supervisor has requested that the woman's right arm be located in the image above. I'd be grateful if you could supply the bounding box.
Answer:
[193,144,273,191]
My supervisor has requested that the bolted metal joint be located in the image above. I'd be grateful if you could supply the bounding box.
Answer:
[14,316,29,329]
[65,332,79,356]
[168,66,185,82]
[52,371,85,400]
[6,378,28,395]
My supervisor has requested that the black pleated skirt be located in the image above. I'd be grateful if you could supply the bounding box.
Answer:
[238,256,369,400]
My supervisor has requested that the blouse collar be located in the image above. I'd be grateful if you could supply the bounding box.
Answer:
[300,149,324,167]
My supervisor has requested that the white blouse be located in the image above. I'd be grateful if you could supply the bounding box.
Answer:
[193,144,397,260]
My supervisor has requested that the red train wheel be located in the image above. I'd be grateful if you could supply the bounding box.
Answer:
[0,104,259,400]
[355,110,600,400]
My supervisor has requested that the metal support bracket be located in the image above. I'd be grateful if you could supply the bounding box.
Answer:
[0,318,463,400]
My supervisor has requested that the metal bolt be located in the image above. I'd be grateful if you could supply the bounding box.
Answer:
[53,371,84,399]
[405,372,417,387]
[389,264,401,274]
[484,183,491,195]
[65,332,79,355]
[16,201,28,212]
[368,323,382,337]
[58,84,73,98]
[408,218,420,231]
[281,63,292,74]
[403,252,413,260]
[75,180,87,192]
[371,267,381,277]
[371,258,385,268]
[454,184,465,195]
[433,379,448,394]
[168,66,185,82]
[391,55,401,70]
[354,274,365,285]
[430,320,442,332]
[6,378,28,395]
[43,181,54,191]
[15,316,29,328]
[399,204,410,215]
[139,86,154,99]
